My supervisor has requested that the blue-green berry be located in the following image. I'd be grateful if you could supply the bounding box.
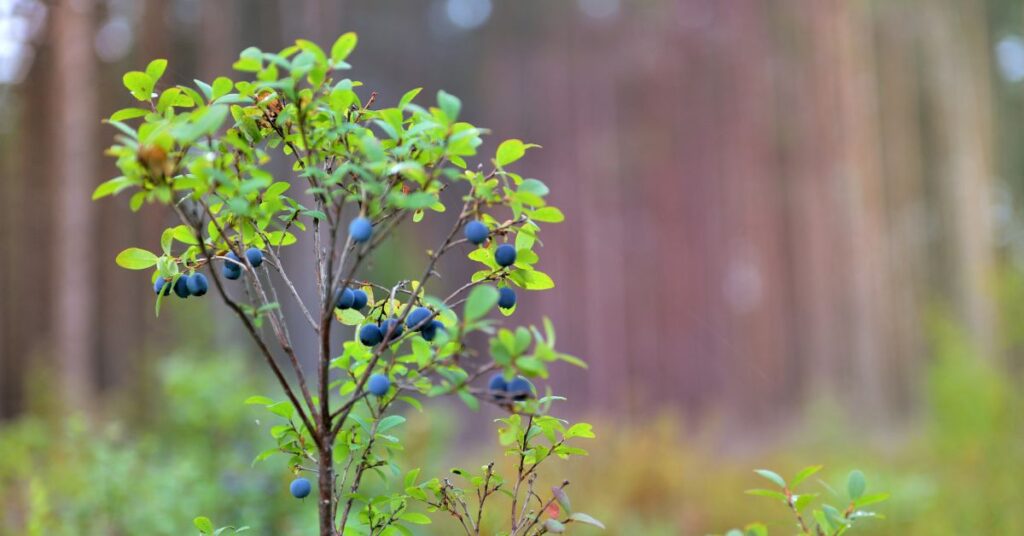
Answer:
[498,287,516,309]
[367,373,390,396]
[245,248,263,268]
[495,244,517,267]
[359,324,383,346]
[290,477,311,499]
[186,273,208,296]
[464,220,489,245]
[349,217,373,243]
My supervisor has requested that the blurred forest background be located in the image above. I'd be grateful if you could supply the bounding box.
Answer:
[2,0,1024,534]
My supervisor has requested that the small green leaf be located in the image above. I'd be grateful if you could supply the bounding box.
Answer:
[790,465,823,488]
[754,469,786,488]
[544,519,566,533]
[399,512,430,525]
[145,59,167,83]
[529,206,564,223]
[855,492,890,508]
[496,139,540,167]
[464,285,499,323]
[331,32,358,64]
[745,488,788,502]
[193,516,214,534]
[110,108,149,121]
[115,248,159,270]
[122,71,153,101]
[568,513,605,529]
[847,470,866,500]
[437,90,461,121]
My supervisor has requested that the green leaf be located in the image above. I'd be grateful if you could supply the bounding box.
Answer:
[529,206,564,223]
[212,76,233,101]
[110,108,149,122]
[399,512,430,525]
[145,59,167,84]
[377,415,406,433]
[174,105,229,143]
[855,492,890,508]
[544,519,566,533]
[92,176,134,199]
[464,286,498,322]
[790,465,823,488]
[847,470,866,500]
[122,71,154,101]
[564,423,595,439]
[754,469,786,488]
[244,395,275,406]
[568,513,605,529]
[331,32,358,64]
[437,90,461,121]
[193,516,214,534]
[495,139,539,167]
[115,248,159,270]
[745,488,788,502]
[399,87,422,109]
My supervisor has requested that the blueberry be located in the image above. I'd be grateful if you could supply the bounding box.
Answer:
[367,373,390,396]
[153,278,171,296]
[380,318,404,341]
[245,248,264,268]
[507,376,534,401]
[359,324,383,346]
[173,276,191,298]
[498,287,516,309]
[487,373,508,392]
[290,477,312,499]
[405,307,431,330]
[495,244,517,267]
[223,252,242,280]
[464,220,489,245]
[335,287,355,309]
[349,217,373,243]
[351,289,368,311]
[186,273,209,296]
[421,320,445,341]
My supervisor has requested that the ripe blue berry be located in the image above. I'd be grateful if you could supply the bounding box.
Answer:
[367,373,390,396]
[495,244,517,267]
[488,373,508,392]
[351,289,368,310]
[508,377,533,401]
[173,276,191,298]
[223,252,242,280]
[498,287,516,309]
[381,318,404,341]
[359,324,383,346]
[349,217,373,243]
[421,320,444,341]
[186,273,209,296]
[405,307,431,330]
[290,477,311,499]
[464,220,489,245]
[153,278,171,296]
[245,248,264,268]
[335,287,355,309]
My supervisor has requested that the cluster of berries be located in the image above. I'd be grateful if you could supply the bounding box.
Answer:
[153,272,208,298]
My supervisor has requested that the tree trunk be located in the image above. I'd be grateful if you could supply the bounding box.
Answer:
[52,0,99,413]
[318,443,335,535]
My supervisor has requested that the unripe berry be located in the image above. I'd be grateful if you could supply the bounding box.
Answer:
[495,244,517,267]
[186,273,209,296]
[223,252,242,280]
[335,287,355,309]
[405,307,431,330]
[488,373,508,392]
[349,217,373,243]
[173,276,191,298]
[153,278,171,296]
[464,220,489,245]
[508,376,534,401]
[421,320,445,341]
[351,289,368,311]
[367,373,390,396]
[245,248,264,268]
[359,323,383,346]
[498,287,516,309]
[290,477,311,499]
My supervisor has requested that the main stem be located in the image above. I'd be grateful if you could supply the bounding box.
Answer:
[318,442,335,536]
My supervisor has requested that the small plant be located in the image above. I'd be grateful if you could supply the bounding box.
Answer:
[98,33,601,535]
[720,466,889,536]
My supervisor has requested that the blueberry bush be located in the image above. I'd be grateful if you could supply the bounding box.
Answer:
[97,33,601,536]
